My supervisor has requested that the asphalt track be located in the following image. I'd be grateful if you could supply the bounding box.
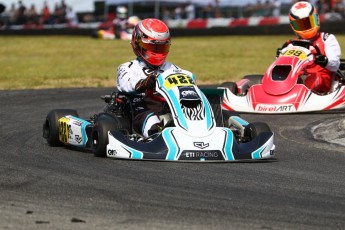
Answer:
[1,88,345,230]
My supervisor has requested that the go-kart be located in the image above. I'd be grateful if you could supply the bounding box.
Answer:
[220,39,345,113]
[43,69,275,161]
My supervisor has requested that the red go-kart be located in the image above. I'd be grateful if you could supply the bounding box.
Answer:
[220,40,345,113]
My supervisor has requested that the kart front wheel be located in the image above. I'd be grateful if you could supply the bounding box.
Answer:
[92,114,129,157]
[243,122,271,141]
[43,109,79,146]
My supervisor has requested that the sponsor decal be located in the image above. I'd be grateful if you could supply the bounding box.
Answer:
[270,150,275,155]
[75,135,82,144]
[256,104,295,112]
[143,67,162,77]
[108,149,117,156]
[179,150,223,160]
[193,142,209,149]
[59,117,70,144]
[323,33,329,41]
[73,120,82,126]
[181,90,198,98]
[133,97,142,103]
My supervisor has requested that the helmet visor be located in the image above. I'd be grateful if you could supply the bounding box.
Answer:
[139,39,170,54]
[290,14,319,31]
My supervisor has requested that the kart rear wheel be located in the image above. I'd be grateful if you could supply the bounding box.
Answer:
[43,109,79,146]
[92,114,130,157]
[243,122,271,141]
[243,75,263,86]
[220,82,237,95]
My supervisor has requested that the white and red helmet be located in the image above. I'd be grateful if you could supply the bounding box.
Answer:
[289,1,320,39]
[131,18,171,67]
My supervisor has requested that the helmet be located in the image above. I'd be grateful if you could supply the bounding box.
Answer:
[116,6,127,20]
[289,1,320,39]
[131,18,171,67]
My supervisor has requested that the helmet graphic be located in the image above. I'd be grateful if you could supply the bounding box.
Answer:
[131,18,171,67]
[116,6,127,20]
[289,1,320,39]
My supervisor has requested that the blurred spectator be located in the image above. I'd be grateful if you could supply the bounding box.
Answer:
[161,7,171,20]
[113,6,127,38]
[40,1,51,25]
[262,0,272,16]
[0,3,4,14]
[202,3,214,18]
[174,4,183,19]
[16,0,26,25]
[315,0,330,14]
[9,3,16,24]
[66,7,78,27]
[185,1,195,19]
[0,3,5,28]
[272,0,281,16]
[58,0,67,23]
[253,0,265,16]
[1,3,16,27]
[26,4,38,26]
[333,0,345,18]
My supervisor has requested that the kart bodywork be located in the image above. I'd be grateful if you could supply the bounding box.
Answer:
[220,40,345,114]
[43,70,275,161]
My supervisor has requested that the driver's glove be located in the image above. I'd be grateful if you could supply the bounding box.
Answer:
[315,55,328,68]
[135,74,157,93]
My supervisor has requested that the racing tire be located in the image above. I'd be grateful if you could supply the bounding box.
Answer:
[92,114,130,157]
[43,109,79,147]
[220,82,237,95]
[243,122,271,141]
[243,75,263,86]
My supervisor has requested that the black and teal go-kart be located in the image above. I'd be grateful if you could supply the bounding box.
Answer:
[43,69,275,162]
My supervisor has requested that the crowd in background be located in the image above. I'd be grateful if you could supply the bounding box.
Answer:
[0,0,78,28]
[243,0,344,18]
[161,0,345,20]
[0,0,345,29]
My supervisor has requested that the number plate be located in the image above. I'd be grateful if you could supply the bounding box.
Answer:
[163,74,194,90]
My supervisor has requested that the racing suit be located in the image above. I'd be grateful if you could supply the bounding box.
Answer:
[117,58,184,138]
[287,32,341,94]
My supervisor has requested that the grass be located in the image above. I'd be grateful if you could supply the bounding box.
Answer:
[0,35,345,90]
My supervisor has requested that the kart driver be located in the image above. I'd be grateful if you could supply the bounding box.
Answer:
[281,1,341,94]
[116,18,192,138]
[113,6,128,39]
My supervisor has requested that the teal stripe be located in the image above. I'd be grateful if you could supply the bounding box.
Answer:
[142,112,154,135]
[122,146,144,159]
[223,129,235,160]
[70,116,91,147]
[251,145,265,159]
[162,128,178,161]
[232,116,249,126]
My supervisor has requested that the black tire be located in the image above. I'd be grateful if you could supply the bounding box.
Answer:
[92,113,130,157]
[43,109,79,146]
[243,75,263,86]
[243,122,271,141]
[220,82,237,94]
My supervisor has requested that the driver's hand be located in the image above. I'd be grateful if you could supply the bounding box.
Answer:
[315,55,328,68]
[135,74,157,93]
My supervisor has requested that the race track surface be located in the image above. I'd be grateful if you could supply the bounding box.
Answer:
[1,88,345,230]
